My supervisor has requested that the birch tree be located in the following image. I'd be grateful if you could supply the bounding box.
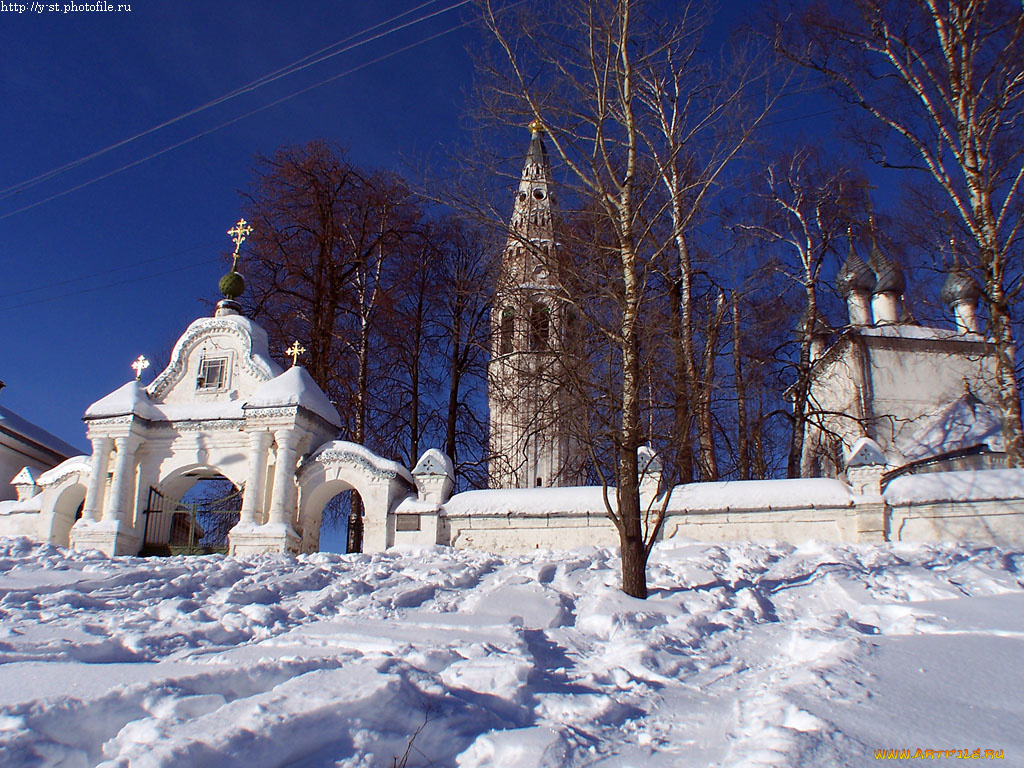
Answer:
[739,150,855,477]
[479,0,664,597]
[776,0,1024,465]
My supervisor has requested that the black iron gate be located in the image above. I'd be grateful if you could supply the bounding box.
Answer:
[141,485,242,556]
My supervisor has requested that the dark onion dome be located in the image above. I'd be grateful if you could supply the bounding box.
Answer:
[796,306,832,336]
[219,270,245,300]
[868,243,906,295]
[941,266,982,308]
[837,247,875,297]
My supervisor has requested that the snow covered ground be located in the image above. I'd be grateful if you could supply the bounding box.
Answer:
[0,537,1021,767]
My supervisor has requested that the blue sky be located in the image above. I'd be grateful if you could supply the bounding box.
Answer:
[1,0,485,451]
[1,0,862,462]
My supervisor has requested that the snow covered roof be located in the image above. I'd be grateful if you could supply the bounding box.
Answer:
[303,440,414,485]
[245,366,342,428]
[11,467,39,486]
[413,449,454,477]
[85,385,258,424]
[37,455,90,486]
[847,437,887,467]
[884,468,1024,505]
[898,392,1004,462]
[0,404,82,458]
[85,380,163,421]
[445,478,855,518]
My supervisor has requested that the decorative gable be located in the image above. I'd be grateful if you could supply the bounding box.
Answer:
[148,315,282,406]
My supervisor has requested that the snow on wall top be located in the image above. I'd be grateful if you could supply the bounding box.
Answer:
[665,477,855,511]
[444,477,855,517]
[245,366,342,428]
[884,468,1024,504]
[0,404,82,458]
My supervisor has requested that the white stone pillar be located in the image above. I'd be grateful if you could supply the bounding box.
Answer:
[871,292,901,324]
[103,436,139,524]
[81,436,113,523]
[267,429,299,527]
[239,431,272,525]
[361,480,393,552]
[847,292,872,326]
[953,301,980,334]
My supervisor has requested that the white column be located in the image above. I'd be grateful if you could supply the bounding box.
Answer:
[871,292,901,324]
[267,429,299,527]
[81,436,113,523]
[239,431,272,525]
[847,292,872,326]
[103,436,139,524]
[361,480,392,552]
[953,301,980,334]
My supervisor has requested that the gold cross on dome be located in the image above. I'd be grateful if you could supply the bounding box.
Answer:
[227,218,253,254]
[285,341,306,367]
[131,355,150,380]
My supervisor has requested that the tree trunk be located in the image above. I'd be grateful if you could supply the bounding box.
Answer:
[619,518,647,599]
[732,293,750,480]
[446,307,463,466]
[697,294,726,480]
[668,276,694,483]
[618,226,646,598]
[788,286,817,478]
[346,498,363,553]
[987,280,1024,467]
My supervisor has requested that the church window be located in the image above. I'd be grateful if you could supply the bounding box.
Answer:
[536,476,543,487]
[500,309,514,355]
[533,189,545,200]
[529,304,550,350]
[518,192,527,202]
[197,357,228,391]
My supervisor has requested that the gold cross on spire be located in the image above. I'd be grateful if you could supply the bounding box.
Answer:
[227,218,253,271]
[131,355,150,380]
[285,341,306,367]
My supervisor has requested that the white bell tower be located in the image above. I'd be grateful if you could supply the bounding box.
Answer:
[487,121,582,489]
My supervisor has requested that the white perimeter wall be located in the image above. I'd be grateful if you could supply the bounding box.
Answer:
[438,470,1024,553]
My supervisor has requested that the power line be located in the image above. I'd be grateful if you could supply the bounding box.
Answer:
[0,0,470,203]
[0,240,218,300]
[0,256,224,313]
[0,14,479,222]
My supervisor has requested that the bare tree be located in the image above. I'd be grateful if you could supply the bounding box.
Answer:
[634,10,788,482]
[239,141,422,549]
[436,218,493,489]
[478,0,671,597]
[738,149,856,476]
[775,0,1024,466]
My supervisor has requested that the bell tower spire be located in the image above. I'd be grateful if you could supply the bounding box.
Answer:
[487,122,582,489]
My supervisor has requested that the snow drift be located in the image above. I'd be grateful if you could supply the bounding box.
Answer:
[0,538,1021,767]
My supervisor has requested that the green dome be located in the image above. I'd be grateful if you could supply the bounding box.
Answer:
[219,271,245,300]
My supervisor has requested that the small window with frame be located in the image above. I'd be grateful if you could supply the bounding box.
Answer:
[197,356,229,391]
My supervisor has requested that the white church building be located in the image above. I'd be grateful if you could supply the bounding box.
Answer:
[2,131,1024,554]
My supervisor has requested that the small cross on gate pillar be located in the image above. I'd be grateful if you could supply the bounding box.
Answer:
[131,355,150,380]
[285,341,306,367]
